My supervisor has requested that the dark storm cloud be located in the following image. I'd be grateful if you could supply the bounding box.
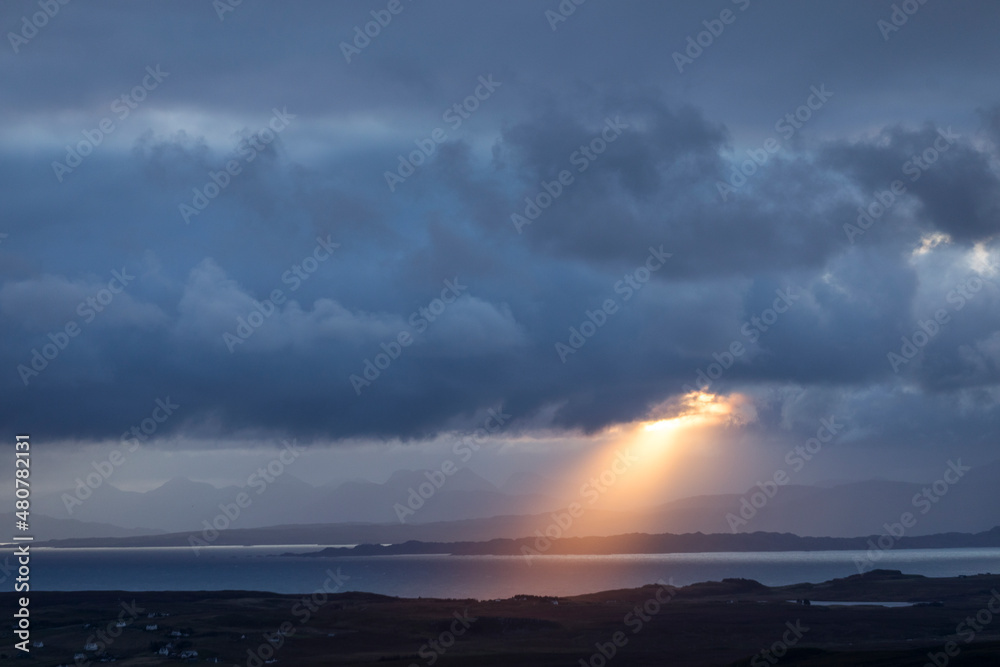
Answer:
[490,99,854,276]
[1,0,999,455]
[821,124,1000,243]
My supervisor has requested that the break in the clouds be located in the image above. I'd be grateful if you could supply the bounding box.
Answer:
[1,0,998,469]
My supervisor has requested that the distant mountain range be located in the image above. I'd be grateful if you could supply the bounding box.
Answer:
[30,468,563,534]
[0,512,161,541]
[26,459,1000,543]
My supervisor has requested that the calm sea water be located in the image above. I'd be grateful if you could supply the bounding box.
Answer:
[29,546,1000,598]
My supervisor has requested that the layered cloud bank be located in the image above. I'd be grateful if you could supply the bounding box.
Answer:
[1,1,998,477]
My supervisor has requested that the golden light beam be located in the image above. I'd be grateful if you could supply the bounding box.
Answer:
[589,391,756,510]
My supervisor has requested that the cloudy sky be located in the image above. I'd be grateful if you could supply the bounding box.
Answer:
[2,0,999,502]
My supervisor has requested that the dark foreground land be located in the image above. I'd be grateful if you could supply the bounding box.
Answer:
[4,570,1000,666]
